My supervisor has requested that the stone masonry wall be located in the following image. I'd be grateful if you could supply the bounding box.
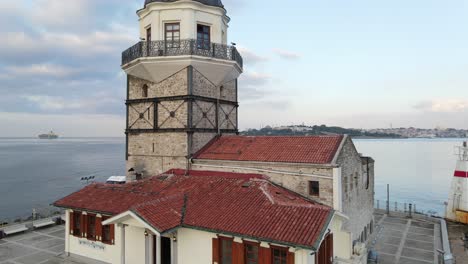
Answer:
[127,133,188,177]
[128,102,155,130]
[158,101,188,129]
[337,137,375,242]
[128,69,188,100]
[220,79,236,102]
[191,160,335,206]
[192,101,217,129]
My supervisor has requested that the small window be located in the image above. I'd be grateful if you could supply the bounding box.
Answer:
[309,181,319,196]
[219,237,232,264]
[146,27,152,42]
[73,212,81,236]
[165,23,180,48]
[102,225,112,244]
[244,242,259,264]
[142,84,148,98]
[87,215,96,240]
[271,246,287,264]
[197,24,210,50]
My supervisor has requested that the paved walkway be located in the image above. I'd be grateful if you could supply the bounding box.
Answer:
[0,225,68,264]
[369,210,443,264]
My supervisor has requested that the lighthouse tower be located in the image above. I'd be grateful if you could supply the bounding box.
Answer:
[446,141,468,224]
[121,0,243,180]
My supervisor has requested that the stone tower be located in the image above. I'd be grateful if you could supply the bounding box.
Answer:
[121,0,243,180]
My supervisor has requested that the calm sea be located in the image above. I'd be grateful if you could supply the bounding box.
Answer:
[0,137,464,220]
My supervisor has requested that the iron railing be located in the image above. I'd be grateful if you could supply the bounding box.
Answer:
[122,39,243,68]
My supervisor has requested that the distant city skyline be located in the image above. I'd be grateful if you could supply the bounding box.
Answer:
[0,0,467,137]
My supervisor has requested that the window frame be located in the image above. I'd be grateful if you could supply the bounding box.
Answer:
[197,24,211,50]
[271,245,288,264]
[146,26,152,42]
[87,214,97,241]
[218,236,233,264]
[165,22,180,48]
[244,241,260,264]
[308,181,320,197]
[73,211,81,237]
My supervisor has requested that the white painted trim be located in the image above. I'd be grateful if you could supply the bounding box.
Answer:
[193,158,339,168]
[103,211,161,236]
[193,163,333,179]
[331,135,348,165]
[332,167,343,212]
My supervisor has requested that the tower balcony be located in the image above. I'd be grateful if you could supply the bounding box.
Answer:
[121,39,243,86]
[122,39,243,68]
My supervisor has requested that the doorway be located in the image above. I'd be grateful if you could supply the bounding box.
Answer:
[153,236,171,264]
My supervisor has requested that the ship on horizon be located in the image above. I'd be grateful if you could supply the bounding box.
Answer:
[38,131,59,139]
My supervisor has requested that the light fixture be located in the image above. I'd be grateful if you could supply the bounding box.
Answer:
[172,234,177,242]
[144,230,148,237]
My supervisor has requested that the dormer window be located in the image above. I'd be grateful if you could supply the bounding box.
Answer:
[197,24,210,50]
[165,23,180,48]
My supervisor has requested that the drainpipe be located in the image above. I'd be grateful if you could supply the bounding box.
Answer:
[156,234,161,264]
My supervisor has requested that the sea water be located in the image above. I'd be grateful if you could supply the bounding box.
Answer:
[0,137,462,220]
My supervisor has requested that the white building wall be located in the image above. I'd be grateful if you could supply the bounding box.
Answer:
[138,1,228,44]
[125,225,146,264]
[177,228,217,264]
[66,211,122,264]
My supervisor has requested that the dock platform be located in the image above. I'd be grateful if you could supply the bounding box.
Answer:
[369,209,444,264]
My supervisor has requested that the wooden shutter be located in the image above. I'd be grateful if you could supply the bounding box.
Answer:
[287,251,295,264]
[96,216,102,241]
[259,247,271,264]
[327,234,334,263]
[110,224,115,245]
[69,212,74,235]
[212,238,219,264]
[232,242,244,264]
[81,214,87,237]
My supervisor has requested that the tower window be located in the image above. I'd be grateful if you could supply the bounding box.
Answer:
[165,23,180,48]
[309,181,320,196]
[197,24,210,50]
[142,84,148,98]
[146,27,152,42]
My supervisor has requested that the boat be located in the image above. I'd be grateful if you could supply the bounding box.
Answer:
[38,131,59,139]
[446,141,468,224]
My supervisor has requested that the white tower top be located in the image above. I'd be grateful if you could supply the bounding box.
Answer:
[138,0,229,45]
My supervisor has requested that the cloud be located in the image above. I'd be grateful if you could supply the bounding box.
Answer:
[237,46,269,65]
[22,94,122,113]
[239,71,272,86]
[6,64,80,77]
[413,99,468,113]
[272,49,302,60]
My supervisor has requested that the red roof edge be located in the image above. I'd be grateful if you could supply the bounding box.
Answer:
[165,169,265,179]
[192,134,222,159]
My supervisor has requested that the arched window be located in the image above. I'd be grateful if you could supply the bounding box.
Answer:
[142,84,148,98]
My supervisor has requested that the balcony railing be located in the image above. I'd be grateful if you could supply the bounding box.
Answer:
[122,39,243,68]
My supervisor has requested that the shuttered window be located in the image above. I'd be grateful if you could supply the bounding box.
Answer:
[72,212,81,237]
[271,246,287,264]
[220,237,233,264]
[245,242,259,264]
[87,214,96,240]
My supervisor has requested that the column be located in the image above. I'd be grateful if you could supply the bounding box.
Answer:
[149,234,155,264]
[121,224,126,264]
[156,234,161,264]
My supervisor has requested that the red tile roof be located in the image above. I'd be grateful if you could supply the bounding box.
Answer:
[54,169,333,249]
[194,135,344,164]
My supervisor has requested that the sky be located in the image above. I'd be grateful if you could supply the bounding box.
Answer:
[0,0,467,137]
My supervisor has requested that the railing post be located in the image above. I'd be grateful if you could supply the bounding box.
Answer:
[212,43,216,57]
[395,202,397,212]
[190,40,194,55]
[409,204,412,218]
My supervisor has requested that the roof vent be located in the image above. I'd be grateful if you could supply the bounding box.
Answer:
[242,181,251,188]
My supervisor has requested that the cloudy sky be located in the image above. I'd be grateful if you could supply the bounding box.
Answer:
[1,0,467,137]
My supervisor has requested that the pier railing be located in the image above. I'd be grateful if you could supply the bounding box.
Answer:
[0,206,64,228]
[374,199,439,217]
[122,39,243,68]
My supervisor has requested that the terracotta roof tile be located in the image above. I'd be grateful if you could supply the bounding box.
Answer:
[54,169,333,248]
[194,135,344,164]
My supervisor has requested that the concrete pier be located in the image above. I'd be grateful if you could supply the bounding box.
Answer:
[369,210,443,264]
